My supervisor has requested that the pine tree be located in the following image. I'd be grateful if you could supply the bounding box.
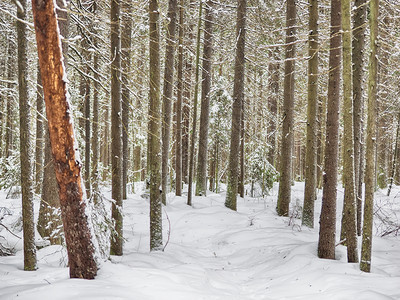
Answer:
[32,0,98,278]
[148,0,163,250]
[18,0,36,271]
[318,0,341,259]
[225,0,247,211]
[360,0,378,272]
[276,0,296,216]
[110,0,123,256]
[341,0,359,263]
[302,0,319,228]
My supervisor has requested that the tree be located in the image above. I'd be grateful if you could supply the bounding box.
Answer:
[318,0,341,260]
[110,0,123,256]
[175,0,184,196]
[360,0,378,272]
[32,0,98,279]
[352,0,367,236]
[18,0,36,271]
[161,0,178,205]
[148,0,163,250]
[341,0,359,263]
[121,0,132,200]
[34,66,44,194]
[225,0,247,211]
[302,0,319,228]
[276,0,296,216]
[187,0,203,206]
[195,0,214,196]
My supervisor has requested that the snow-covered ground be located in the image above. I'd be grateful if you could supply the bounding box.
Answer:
[0,182,399,299]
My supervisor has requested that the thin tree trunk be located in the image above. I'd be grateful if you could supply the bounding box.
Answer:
[267,50,279,168]
[317,0,341,259]
[32,0,98,278]
[5,38,15,159]
[341,0,359,263]
[352,0,367,236]
[360,0,378,272]
[148,0,163,250]
[121,1,133,200]
[276,0,296,216]
[182,0,195,184]
[239,105,245,198]
[225,0,247,211]
[37,129,63,245]
[110,0,123,256]
[175,0,184,197]
[84,64,91,198]
[196,0,214,196]
[302,0,319,228]
[92,48,100,203]
[387,113,400,196]
[187,0,203,206]
[18,0,36,271]
[161,0,178,204]
[35,66,44,194]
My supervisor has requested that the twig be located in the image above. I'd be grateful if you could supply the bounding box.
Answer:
[0,223,21,239]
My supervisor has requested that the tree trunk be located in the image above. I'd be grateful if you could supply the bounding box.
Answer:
[110,0,123,256]
[225,0,247,211]
[35,66,44,194]
[341,0,359,263]
[267,50,279,168]
[196,0,214,197]
[5,37,15,159]
[37,129,63,245]
[161,0,178,204]
[302,0,319,228]
[360,0,378,272]
[352,0,367,236]
[175,0,184,197]
[182,0,195,184]
[317,0,341,260]
[121,1,133,200]
[32,0,98,278]
[84,64,91,198]
[148,0,163,250]
[18,0,36,271]
[187,0,203,206]
[276,0,296,216]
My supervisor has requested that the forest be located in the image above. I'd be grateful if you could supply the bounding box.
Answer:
[0,0,400,298]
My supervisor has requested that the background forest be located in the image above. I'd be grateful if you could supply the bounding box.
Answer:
[0,0,400,297]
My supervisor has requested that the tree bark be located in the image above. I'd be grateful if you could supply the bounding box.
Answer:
[302,0,319,228]
[195,0,214,196]
[18,0,37,271]
[35,66,44,194]
[225,0,247,211]
[175,0,184,197]
[341,0,359,263]
[110,0,123,256]
[317,0,341,259]
[148,0,163,250]
[161,0,178,204]
[121,0,133,200]
[276,0,296,216]
[360,0,378,272]
[187,0,203,206]
[352,0,367,236]
[32,0,98,279]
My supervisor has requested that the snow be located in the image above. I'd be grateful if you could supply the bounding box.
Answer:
[1,182,400,299]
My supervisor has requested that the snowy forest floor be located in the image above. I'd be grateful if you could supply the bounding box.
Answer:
[0,182,400,299]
